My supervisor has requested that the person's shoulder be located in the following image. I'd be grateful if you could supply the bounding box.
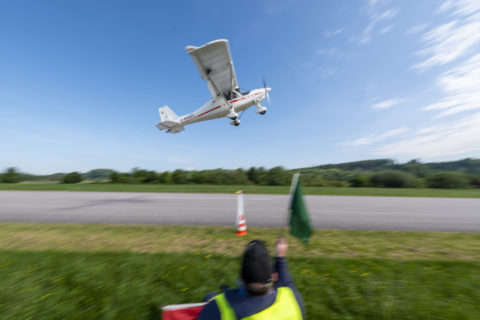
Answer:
[197,299,220,320]
[198,289,241,320]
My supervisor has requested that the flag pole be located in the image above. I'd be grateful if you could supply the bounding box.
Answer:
[283,173,300,235]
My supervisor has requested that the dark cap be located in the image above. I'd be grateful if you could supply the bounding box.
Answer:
[241,240,272,284]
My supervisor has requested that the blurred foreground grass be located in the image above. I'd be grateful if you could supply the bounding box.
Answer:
[0,223,479,319]
[1,182,480,197]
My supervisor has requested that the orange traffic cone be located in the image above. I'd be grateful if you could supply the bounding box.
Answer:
[235,190,248,236]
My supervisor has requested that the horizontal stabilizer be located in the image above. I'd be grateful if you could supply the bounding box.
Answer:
[167,126,185,134]
[156,121,178,130]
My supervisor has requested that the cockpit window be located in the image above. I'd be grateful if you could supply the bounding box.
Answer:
[224,91,237,100]
[224,88,250,100]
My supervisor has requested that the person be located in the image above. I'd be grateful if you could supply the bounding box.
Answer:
[197,237,305,319]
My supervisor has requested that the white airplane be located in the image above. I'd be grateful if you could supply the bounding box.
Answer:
[156,39,271,133]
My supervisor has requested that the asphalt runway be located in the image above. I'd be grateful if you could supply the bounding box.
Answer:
[0,191,479,232]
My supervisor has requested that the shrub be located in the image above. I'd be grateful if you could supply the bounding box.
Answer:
[370,170,415,188]
[350,176,370,187]
[427,172,470,189]
[327,180,348,187]
[301,174,327,187]
[171,169,187,184]
[157,172,171,184]
[468,175,480,188]
[62,172,83,184]
[266,166,291,186]
[1,167,21,183]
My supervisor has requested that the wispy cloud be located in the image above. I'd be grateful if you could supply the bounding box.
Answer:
[359,9,397,44]
[373,112,480,158]
[372,98,404,109]
[343,128,407,146]
[316,47,347,59]
[379,24,395,34]
[324,28,343,37]
[437,0,480,16]
[423,53,480,117]
[315,66,336,79]
[406,24,429,35]
[413,10,480,70]
[373,0,480,160]
[417,1,480,118]
[353,1,398,44]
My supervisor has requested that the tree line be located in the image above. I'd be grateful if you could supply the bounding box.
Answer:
[2,158,480,189]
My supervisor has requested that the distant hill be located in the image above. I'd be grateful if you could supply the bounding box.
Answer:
[300,159,397,173]
[423,158,480,175]
[18,169,114,182]
[298,158,480,176]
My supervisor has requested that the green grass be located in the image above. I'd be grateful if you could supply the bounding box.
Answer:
[0,223,479,319]
[1,183,480,198]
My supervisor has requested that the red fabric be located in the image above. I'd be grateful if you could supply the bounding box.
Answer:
[162,306,204,320]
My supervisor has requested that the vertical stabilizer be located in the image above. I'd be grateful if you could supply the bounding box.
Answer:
[157,106,184,133]
[159,105,179,122]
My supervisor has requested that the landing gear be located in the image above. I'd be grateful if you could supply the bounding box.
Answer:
[227,110,238,121]
[256,105,267,115]
[230,119,240,126]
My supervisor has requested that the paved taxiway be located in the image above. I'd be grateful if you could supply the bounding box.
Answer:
[0,191,479,232]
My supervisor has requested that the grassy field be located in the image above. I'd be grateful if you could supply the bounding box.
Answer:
[1,182,480,198]
[0,223,479,319]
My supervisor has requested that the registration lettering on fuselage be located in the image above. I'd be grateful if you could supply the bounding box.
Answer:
[182,114,195,122]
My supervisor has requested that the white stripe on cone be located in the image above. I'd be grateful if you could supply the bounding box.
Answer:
[236,191,247,235]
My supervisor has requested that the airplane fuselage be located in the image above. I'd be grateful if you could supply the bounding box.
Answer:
[176,88,269,127]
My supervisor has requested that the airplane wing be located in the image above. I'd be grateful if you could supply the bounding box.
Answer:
[186,39,239,98]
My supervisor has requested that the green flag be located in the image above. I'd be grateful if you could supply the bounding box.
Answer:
[288,173,312,244]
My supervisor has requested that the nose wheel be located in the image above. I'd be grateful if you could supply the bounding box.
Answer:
[230,119,240,126]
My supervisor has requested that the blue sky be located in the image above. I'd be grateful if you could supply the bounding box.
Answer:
[1,0,480,174]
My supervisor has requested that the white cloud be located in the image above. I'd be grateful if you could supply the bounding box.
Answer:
[437,0,480,16]
[373,0,480,161]
[423,53,480,117]
[413,11,480,70]
[373,112,480,158]
[344,128,407,146]
[372,98,404,109]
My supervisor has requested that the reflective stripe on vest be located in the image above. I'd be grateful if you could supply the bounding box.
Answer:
[214,287,302,320]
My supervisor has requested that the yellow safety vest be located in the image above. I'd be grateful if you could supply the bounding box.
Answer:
[214,287,303,320]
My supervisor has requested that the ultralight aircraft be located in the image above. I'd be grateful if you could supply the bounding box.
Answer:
[156,39,271,133]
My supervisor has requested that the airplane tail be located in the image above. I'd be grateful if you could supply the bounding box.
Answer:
[156,106,185,133]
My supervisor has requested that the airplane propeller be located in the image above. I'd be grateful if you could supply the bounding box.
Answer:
[263,77,271,105]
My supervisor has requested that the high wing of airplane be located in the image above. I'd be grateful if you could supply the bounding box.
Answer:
[156,39,271,134]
